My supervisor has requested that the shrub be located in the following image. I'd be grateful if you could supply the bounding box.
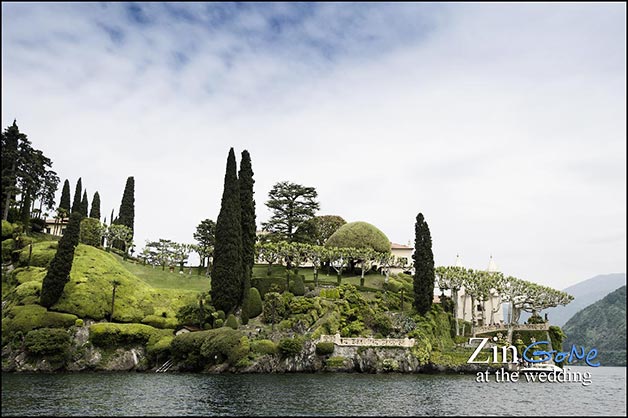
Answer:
[2,239,15,263]
[216,310,226,320]
[24,328,70,359]
[2,304,78,335]
[225,314,238,329]
[75,319,84,327]
[290,275,305,296]
[170,330,213,370]
[79,217,105,247]
[89,323,172,348]
[262,292,288,324]
[278,336,304,357]
[319,288,340,299]
[315,341,335,355]
[29,218,47,233]
[248,288,263,318]
[199,328,248,365]
[141,315,179,329]
[250,339,278,355]
[325,356,346,368]
[251,277,286,298]
[214,319,224,328]
[1,220,15,239]
[147,336,174,358]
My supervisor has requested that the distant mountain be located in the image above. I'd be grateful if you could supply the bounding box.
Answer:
[514,273,626,326]
[562,285,626,367]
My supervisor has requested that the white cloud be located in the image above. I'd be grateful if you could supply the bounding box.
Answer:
[2,2,625,289]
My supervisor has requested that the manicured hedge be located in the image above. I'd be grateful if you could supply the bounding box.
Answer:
[248,288,263,318]
[278,336,304,357]
[24,328,71,359]
[89,323,172,348]
[3,304,78,335]
[250,339,278,355]
[315,341,335,355]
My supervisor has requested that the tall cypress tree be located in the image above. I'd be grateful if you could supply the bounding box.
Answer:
[59,179,71,213]
[117,177,134,235]
[40,211,82,307]
[413,212,435,315]
[71,178,82,214]
[238,150,256,325]
[114,177,134,252]
[90,191,101,219]
[211,148,243,314]
[81,190,89,218]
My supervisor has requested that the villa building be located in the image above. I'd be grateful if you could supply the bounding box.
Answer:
[451,255,504,326]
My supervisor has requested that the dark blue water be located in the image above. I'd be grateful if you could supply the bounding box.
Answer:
[2,367,625,416]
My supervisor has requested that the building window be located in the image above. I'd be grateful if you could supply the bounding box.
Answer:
[477,304,483,312]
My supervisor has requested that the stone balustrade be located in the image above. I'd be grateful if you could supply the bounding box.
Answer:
[474,322,550,335]
[318,334,416,348]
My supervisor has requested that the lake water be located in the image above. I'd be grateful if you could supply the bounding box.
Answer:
[2,367,626,416]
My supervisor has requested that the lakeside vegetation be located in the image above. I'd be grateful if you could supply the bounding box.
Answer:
[1,123,580,373]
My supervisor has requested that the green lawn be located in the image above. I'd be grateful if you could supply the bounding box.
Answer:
[113,255,211,293]
[115,259,392,294]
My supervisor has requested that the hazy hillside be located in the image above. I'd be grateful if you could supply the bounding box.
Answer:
[514,273,626,326]
[562,285,626,367]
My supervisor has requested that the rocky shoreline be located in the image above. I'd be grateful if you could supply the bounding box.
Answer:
[2,322,496,374]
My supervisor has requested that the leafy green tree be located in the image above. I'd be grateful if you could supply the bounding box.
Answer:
[211,148,243,314]
[59,179,71,213]
[262,181,319,242]
[79,217,105,247]
[114,176,135,253]
[412,213,435,315]
[435,265,467,336]
[1,121,57,224]
[239,150,256,325]
[40,212,82,307]
[294,215,346,245]
[104,224,133,257]
[90,191,101,219]
[142,239,175,270]
[171,242,192,272]
[71,178,82,214]
[34,169,60,219]
[256,241,280,276]
[193,219,216,275]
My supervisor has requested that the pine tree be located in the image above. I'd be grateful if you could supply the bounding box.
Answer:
[81,190,88,218]
[90,191,101,219]
[238,150,256,325]
[71,178,82,214]
[115,177,135,252]
[59,179,71,213]
[40,211,82,307]
[413,213,435,315]
[211,148,243,314]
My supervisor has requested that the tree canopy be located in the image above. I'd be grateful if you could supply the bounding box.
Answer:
[1,120,59,224]
[262,181,319,242]
[325,221,391,253]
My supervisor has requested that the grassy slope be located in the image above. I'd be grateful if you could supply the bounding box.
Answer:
[115,255,211,292]
[4,243,199,326]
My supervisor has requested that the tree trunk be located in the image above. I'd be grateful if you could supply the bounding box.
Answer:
[452,288,460,336]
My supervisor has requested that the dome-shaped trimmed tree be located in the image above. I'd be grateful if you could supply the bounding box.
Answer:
[325,221,391,286]
[325,221,391,253]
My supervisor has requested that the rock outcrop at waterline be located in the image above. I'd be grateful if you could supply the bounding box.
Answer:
[2,323,496,374]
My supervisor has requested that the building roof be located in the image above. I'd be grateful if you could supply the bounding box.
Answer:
[390,242,412,250]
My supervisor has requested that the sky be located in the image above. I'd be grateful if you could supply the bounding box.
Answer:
[2,2,625,290]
